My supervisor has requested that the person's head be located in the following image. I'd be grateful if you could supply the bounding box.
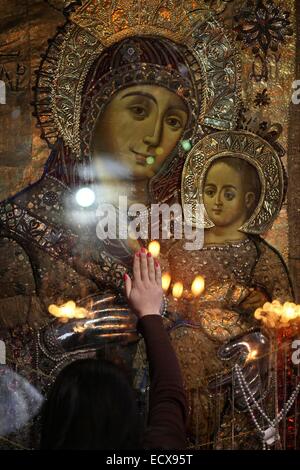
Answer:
[91,84,188,181]
[79,36,200,187]
[203,156,261,229]
[40,359,141,450]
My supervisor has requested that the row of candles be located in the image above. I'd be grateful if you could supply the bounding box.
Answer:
[255,300,300,330]
[161,273,205,299]
[147,242,300,330]
[48,241,205,321]
[147,241,205,299]
[48,240,300,331]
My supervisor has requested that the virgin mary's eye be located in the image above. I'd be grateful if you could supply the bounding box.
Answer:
[129,105,148,119]
[166,116,182,130]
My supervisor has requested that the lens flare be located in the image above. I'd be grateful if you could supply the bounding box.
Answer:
[246,349,258,362]
[75,187,95,207]
[146,156,155,165]
[181,140,192,152]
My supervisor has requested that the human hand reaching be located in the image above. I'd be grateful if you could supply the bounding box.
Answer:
[124,248,163,318]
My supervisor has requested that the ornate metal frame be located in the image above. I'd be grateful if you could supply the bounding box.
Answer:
[181,130,285,234]
[34,0,242,156]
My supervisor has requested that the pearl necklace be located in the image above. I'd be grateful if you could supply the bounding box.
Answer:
[234,364,300,449]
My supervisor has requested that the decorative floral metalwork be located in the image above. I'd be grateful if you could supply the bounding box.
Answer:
[234,0,293,54]
[237,106,285,158]
[254,88,271,107]
[234,0,293,81]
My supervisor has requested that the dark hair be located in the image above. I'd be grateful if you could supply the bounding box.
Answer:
[40,359,141,450]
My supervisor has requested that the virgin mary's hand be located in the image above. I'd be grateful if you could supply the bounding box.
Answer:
[207,330,270,411]
[41,293,139,356]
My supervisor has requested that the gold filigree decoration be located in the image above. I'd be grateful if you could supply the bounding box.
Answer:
[181,130,285,234]
[34,0,241,155]
[70,0,215,46]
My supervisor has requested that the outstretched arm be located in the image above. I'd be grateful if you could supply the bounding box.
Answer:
[125,250,187,449]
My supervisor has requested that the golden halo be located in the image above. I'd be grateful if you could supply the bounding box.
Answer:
[181,130,285,234]
[34,0,241,155]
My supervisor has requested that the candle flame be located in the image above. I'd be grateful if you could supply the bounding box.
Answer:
[148,241,160,258]
[172,281,183,299]
[48,300,91,320]
[191,275,205,297]
[162,272,171,292]
[254,300,300,329]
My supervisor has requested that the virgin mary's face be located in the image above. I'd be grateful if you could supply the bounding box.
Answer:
[91,85,188,180]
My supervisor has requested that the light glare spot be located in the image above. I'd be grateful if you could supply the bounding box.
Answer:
[75,187,95,207]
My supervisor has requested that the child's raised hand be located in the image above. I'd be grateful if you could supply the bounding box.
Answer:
[124,249,163,318]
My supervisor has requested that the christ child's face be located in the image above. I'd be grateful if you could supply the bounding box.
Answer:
[203,161,255,228]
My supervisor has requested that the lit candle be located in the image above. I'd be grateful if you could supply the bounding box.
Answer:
[191,275,205,297]
[162,272,171,292]
[254,300,300,329]
[283,302,298,320]
[48,300,90,320]
[172,281,183,299]
[148,240,160,258]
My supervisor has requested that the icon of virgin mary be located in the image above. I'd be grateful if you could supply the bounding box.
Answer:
[0,0,241,374]
[0,0,242,448]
